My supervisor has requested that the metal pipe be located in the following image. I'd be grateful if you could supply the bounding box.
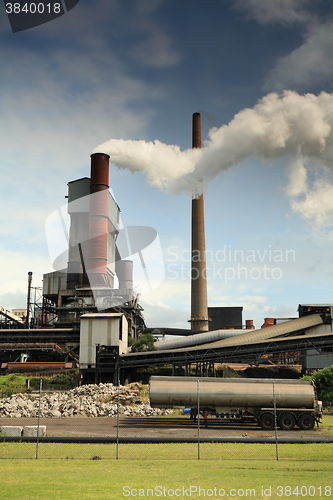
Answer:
[190,113,209,331]
[185,314,323,351]
[116,260,133,289]
[156,329,249,350]
[26,271,33,328]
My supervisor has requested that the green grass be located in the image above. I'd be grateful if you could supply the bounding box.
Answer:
[0,374,28,398]
[325,414,333,433]
[0,441,332,461]
[0,416,331,461]
[0,371,79,398]
[0,459,331,499]
[0,421,332,499]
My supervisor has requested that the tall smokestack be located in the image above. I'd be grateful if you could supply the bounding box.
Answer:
[190,113,209,331]
[86,152,110,287]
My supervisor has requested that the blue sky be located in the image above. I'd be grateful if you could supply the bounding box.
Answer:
[1,0,333,329]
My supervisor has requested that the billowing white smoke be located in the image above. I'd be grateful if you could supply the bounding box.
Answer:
[92,138,202,193]
[93,90,333,223]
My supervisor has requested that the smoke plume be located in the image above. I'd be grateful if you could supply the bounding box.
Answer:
[93,90,333,221]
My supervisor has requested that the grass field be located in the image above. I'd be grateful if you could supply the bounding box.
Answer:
[0,441,333,461]
[0,417,332,499]
[0,458,331,499]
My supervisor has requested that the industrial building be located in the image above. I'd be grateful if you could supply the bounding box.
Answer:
[0,114,333,383]
[0,152,145,383]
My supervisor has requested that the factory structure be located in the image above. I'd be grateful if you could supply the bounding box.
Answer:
[1,114,333,383]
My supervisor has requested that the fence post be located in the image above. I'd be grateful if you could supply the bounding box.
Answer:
[36,378,42,460]
[273,381,279,461]
[116,380,120,460]
[197,380,200,460]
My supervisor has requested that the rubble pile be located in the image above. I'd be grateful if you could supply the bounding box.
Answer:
[0,382,172,418]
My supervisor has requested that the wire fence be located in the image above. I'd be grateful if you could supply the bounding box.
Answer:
[0,379,332,460]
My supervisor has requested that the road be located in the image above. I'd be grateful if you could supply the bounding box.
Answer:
[0,415,331,440]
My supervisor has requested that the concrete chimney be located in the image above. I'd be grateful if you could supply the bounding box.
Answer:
[86,152,110,287]
[190,113,209,331]
[116,260,133,290]
[261,318,275,328]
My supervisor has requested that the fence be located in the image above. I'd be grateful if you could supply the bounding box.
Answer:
[0,380,332,460]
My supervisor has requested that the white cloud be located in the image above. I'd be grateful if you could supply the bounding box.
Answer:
[0,36,166,276]
[157,301,170,309]
[124,0,182,67]
[210,293,270,317]
[129,30,181,68]
[94,91,333,218]
[290,179,333,226]
[0,291,27,311]
[241,295,267,303]
[264,23,333,92]
[0,247,50,303]
[231,0,312,25]
[285,157,333,227]
[285,157,308,197]
[231,1,333,93]
[140,298,189,328]
[142,279,190,307]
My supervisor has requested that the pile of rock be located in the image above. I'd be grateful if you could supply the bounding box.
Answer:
[0,382,173,418]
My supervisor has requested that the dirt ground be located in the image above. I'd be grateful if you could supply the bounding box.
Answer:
[0,415,331,440]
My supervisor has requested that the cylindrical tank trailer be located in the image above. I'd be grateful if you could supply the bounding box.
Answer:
[149,376,322,431]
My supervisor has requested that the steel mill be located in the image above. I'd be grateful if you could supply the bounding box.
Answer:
[1,114,333,384]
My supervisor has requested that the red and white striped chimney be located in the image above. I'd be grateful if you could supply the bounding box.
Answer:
[86,152,110,287]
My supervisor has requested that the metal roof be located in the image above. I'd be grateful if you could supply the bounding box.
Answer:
[80,313,123,318]
[298,304,333,308]
[182,313,324,351]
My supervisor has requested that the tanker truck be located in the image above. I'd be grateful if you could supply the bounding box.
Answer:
[149,376,322,430]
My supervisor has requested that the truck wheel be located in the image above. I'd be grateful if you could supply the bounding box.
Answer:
[259,413,275,430]
[298,413,315,430]
[279,412,296,431]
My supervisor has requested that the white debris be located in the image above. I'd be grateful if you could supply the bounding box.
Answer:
[0,383,173,418]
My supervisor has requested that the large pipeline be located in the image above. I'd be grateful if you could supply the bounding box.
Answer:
[182,314,324,352]
[156,329,250,350]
